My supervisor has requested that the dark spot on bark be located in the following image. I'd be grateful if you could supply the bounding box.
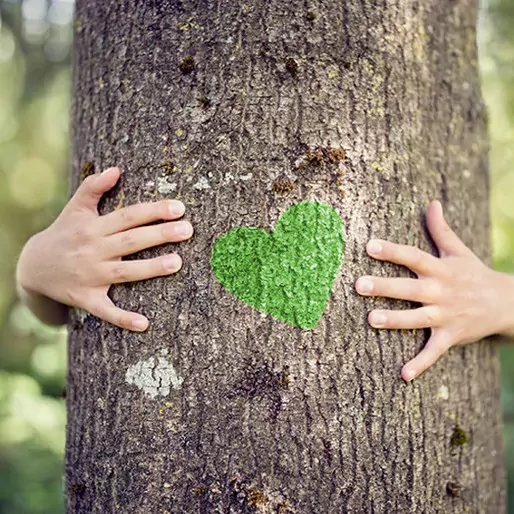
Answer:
[343,60,352,70]
[80,161,95,182]
[85,315,102,332]
[197,96,211,109]
[272,178,295,195]
[285,57,299,76]
[446,481,461,497]
[306,11,316,21]
[179,55,195,73]
[69,482,86,495]
[236,363,290,399]
[450,423,468,447]
[232,362,291,421]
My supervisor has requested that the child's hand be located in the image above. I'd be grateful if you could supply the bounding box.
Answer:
[355,200,514,382]
[16,167,193,332]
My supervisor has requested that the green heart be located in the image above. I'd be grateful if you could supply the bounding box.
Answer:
[210,200,344,329]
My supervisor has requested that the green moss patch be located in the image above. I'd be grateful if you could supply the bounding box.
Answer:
[210,201,344,329]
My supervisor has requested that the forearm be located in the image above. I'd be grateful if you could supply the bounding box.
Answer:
[16,282,69,326]
[15,235,69,327]
[493,271,514,338]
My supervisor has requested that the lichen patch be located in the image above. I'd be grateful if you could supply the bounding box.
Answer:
[125,349,184,399]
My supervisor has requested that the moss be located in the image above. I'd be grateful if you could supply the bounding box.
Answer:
[327,147,346,163]
[285,57,299,76]
[179,55,195,73]
[247,487,268,508]
[197,96,211,109]
[306,11,316,21]
[305,147,324,165]
[114,191,125,210]
[277,502,294,513]
[371,161,384,173]
[160,159,176,174]
[301,146,345,168]
[450,423,468,447]
[446,481,461,498]
[193,485,206,496]
[272,178,295,195]
[80,161,95,182]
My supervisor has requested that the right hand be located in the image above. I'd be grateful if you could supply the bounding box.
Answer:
[16,167,193,331]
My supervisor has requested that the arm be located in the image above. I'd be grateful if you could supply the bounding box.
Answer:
[355,200,514,382]
[15,167,193,331]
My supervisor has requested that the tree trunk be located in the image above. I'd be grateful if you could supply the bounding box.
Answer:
[66,1,505,513]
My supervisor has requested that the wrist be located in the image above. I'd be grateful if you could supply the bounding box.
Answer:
[492,271,514,337]
[15,234,69,326]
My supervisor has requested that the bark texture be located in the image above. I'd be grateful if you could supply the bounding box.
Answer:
[66,1,506,513]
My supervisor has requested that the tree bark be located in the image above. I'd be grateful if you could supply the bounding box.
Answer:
[66,1,506,513]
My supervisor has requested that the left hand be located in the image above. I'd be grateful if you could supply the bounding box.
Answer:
[355,200,510,382]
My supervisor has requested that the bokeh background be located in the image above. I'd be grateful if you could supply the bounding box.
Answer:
[0,0,513,512]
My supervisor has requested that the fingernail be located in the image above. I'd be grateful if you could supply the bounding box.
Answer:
[177,221,193,237]
[367,240,382,255]
[101,167,117,175]
[356,278,373,294]
[404,368,416,381]
[169,200,185,217]
[133,318,148,331]
[370,311,387,327]
[163,254,182,272]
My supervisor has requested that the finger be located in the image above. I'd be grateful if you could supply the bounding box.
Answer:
[85,295,149,332]
[368,306,442,329]
[70,167,121,212]
[99,200,186,236]
[366,239,445,277]
[401,329,451,381]
[355,276,440,303]
[105,254,183,283]
[103,220,194,257]
[426,200,472,258]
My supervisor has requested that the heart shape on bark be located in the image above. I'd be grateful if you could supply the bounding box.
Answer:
[210,200,345,329]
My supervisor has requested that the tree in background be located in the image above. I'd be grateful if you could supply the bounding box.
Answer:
[66,1,505,512]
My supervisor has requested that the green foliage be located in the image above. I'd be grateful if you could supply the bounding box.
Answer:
[0,1,70,512]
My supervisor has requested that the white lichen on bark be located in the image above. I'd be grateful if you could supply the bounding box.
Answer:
[125,349,184,399]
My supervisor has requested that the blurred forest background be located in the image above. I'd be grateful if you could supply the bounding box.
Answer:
[0,0,513,512]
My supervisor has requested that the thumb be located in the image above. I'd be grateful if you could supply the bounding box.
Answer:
[70,167,121,212]
[426,200,471,258]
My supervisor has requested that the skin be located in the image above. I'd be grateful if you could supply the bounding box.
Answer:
[356,200,514,382]
[16,167,193,332]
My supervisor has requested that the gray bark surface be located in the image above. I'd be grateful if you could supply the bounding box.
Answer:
[66,1,505,513]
